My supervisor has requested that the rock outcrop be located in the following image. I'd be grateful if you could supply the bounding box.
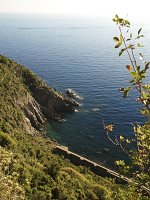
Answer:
[0,55,78,135]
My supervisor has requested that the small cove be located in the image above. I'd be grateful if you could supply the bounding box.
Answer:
[0,14,149,168]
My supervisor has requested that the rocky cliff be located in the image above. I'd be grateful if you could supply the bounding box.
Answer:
[0,55,76,135]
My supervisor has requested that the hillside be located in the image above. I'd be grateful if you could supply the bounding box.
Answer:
[0,55,146,200]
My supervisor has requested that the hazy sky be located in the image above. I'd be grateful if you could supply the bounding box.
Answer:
[0,0,150,21]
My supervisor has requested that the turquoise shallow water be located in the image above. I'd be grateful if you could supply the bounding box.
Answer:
[0,14,149,167]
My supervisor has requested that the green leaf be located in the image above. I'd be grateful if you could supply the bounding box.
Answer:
[129,79,135,83]
[143,84,150,89]
[130,33,132,38]
[128,44,134,49]
[138,43,144,47]
[142,91,148,99]
[113,37,119,42]
[120,135,124,141]
[139,70,146,80]
[125,20,130,25]
[119,87,131,98]
[115,14,119,19]
[119,48,126,56]
[119,18,123,23]
[126,38,131,41]
[140,35,144,38]
[115,43,121,48]
[120,34,123,43]
[116,160,125,166]
[119,51,123,56]
[141,109,150,116]
[115,34,123,48]
[137,66,140,72]
[126,139,131,144]
[136,35,144,39]
[141,74,145,78]
[138,28,142,35]
[145,62,150,70]
[130,71,138,78]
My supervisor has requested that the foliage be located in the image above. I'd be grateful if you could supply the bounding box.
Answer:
[0,146,25,200]
[0,55,142,199]
[0,131,16,147]
[104,15,150,194]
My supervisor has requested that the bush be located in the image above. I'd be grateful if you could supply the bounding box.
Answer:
[0,131,15,147]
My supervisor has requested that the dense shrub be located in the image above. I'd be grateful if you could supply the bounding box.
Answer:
[0,131,15,147]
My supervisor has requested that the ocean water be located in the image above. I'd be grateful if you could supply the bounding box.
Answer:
[0,14,149,168]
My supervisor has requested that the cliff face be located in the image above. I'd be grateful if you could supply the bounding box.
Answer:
[0,55,76,135]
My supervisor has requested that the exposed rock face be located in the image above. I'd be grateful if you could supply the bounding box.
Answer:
[66,88,83,100]
[21,67,75,112]
[66,88,76,98]
[17,67,78,135]
[0,55,78,135]
[65,99,80,107]
[17,94,46,134]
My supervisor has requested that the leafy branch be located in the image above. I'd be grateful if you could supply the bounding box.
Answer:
[104,15,150,191]
[113,14,150,110]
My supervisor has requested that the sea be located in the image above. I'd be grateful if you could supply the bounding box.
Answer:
[0,14,149,168]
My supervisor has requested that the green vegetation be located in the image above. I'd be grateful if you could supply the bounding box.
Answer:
[0,55,145,199]
[1,16,150,197]
[105,15,150,196]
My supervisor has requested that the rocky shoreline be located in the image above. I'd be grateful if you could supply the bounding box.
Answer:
[0,55,79,136]
[20,69,80,135]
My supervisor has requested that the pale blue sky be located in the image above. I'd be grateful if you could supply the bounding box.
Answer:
[0,0,150,21]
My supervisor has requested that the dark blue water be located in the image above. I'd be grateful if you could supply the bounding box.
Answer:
[0,14,149,167]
